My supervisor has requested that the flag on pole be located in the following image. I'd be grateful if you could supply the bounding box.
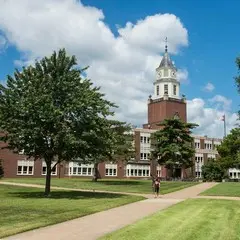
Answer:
[220,114,225,121]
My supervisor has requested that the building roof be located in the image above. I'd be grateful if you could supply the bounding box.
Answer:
[158,43,176,70]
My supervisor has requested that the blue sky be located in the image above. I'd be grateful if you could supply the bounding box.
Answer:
[0,0,239,137]
[81,0,239,112]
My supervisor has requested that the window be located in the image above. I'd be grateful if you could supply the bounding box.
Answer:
[140,136,150,144]
[17,160,34,175]
[164,84,168,95]
[156,165,161,177]
[156,85,159,95]
[140,153,150,160]
[42,161,57,175]
[68,162,94,176]
[194,142,200,149]
[105,164,117,176]
[164,68,168,77]
[126,164,150,177]
[173,85,177,95]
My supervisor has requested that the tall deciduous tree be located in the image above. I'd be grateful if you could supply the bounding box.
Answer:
[217,128,240,169]
[0,49,129,196]
[151,118,198,178]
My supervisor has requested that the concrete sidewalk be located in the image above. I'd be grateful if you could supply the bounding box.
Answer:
[2,182,217,240]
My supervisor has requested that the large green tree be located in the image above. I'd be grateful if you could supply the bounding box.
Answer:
[0,49,129,196]
[151,118,198,178]
[217,128,240,169]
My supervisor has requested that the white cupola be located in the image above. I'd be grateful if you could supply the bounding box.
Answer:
[153,39,180,99]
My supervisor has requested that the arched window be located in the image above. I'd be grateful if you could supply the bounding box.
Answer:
[156,85,159,95]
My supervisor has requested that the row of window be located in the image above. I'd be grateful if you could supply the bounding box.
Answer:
[229,172,240,179]
[17,161,118,177]
[140,136,150,144]
[17,165,57,175]
[125,164,150,177]
[140,153,150,160]
[156,84,177,96]
[194,142,221,149]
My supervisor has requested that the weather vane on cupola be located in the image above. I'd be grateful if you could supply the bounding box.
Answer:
[165,37,168,53]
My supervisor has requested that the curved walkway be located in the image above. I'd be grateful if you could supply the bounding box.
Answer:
[1,181,219,240]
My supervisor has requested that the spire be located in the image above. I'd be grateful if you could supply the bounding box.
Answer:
[158,37,176,70]
[165,37,168,53]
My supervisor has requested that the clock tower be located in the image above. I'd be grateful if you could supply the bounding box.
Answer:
[143,39,187,130]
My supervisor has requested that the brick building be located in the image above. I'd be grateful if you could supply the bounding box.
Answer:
[2,43,235,180]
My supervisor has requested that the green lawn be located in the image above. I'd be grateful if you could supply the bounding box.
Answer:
[101,199,240,240]
[201,182,240,197]
[0,185,144,238]
[3,178,198,194]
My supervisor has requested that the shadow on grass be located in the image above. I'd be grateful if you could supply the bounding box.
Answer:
[8,190,126,200]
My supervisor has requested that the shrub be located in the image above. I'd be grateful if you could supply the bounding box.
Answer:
[202,159,224,182]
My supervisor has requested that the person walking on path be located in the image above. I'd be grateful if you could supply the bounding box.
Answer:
[153,177,160,198]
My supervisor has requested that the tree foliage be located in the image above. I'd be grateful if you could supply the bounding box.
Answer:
[90,124,135,181]
[202,159,225,182]
[151,118,198,172]
[0,48,130,195]
[217,128,240,169]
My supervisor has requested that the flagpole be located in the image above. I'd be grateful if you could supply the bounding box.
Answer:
[223,114,226,138]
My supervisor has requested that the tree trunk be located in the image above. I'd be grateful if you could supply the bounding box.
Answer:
[44,160,52,197]
[92,162,99,182]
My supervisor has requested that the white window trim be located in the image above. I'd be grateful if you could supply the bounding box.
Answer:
[126,164,150,177]
[17,160,34,175]
[68,162,94,176]
[105,164,117,177]
[42,161,58,175]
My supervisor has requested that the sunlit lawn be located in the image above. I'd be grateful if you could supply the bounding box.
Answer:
[201,182,240,197]
[0,185,144,238]
[101,199,240,240]
[3,178,198,194]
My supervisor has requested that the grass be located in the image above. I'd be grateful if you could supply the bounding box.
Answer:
[2,178,198,194]
[100,199,240,240]
[201,182,240,197]
[0,185,144,238]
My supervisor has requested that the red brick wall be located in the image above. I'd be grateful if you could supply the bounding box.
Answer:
[147,99,186,130]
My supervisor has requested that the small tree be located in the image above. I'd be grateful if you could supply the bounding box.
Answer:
[0,49,127,196]
[217,128,240,170]
[0,160,4,178]
[202,159,225,182]
[91,123,135,181]
[151,118,198,178]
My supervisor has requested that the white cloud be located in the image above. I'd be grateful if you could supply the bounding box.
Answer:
[0,0,188,127]
[1,0,238,138]
[208,95,232,111]
[187,98,238,138]
[203,82,215,92]
[0,35,7,51]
